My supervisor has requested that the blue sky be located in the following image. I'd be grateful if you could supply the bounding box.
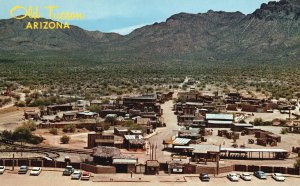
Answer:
[0,0,274,35]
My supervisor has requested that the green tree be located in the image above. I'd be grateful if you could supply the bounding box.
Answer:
[88,105,101,113]
[253,118,263,126]
[22,120,37,131]
[105,115,117,125]
[13,126,32,142]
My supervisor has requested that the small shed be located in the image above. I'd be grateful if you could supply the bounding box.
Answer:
[145,160,160,175]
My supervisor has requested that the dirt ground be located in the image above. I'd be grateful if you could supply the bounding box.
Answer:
[0,107,25,130]
[201,126,299,167]
[0,168,299,186]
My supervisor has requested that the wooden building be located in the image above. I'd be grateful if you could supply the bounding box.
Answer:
[145,160,160,175]
[205,113,234,128]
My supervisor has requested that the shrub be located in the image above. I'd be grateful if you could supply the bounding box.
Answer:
[49,128,58,135]
[63,124,76,133]
[88,105,101,113]
[280,128,289,134]
[15,101,26,107]
[22,121,37,131]
[60,135,70,144]
[294,158,300,169]
[28,135,44,144]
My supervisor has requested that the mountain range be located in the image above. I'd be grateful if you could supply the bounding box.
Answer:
[0,0,299,63]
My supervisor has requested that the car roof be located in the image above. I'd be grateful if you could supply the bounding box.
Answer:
[73,170,81,174]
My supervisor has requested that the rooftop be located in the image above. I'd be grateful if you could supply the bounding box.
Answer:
[172,138,191,145]
[112,158,137,165]
[220,147,288,153]
[92,146,121,158]
[190,144,220,154]
[205,113,234,120]
[207,120,232,124]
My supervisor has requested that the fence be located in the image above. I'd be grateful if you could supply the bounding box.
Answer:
[0,158,299,175]
[0,158,115,174]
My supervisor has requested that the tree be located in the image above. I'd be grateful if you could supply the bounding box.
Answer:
[253,118,263,126]
[13,126,32,142]
[124,120,142,130]
[88,105,101,113]
[22,120,37,131]
[60,135,70,144]
[105,115,117,125]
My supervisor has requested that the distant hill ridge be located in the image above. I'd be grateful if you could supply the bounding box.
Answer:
[0,0,299,62]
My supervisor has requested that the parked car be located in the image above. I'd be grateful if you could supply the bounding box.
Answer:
[18,165,28,174]
[63,166,74,176]
[30,167,42,176]
[254,171,267,179]
[71,170,82,180]
[0,166,5,174]
[272,173,285,181]
[240,173,252,181]
[227,173,239,182]
[81,172,91,180]
[199,173,210,181]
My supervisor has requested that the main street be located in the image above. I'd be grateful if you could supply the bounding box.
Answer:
[147,99,180,162]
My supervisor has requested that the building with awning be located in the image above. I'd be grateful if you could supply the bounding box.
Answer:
[190,144,220,162]
[220,147,288,159]
[231,123,253,131]
[112,158,138,173]
[124,135,145,150]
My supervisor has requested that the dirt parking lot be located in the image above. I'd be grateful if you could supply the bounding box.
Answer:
[0,168,299,186]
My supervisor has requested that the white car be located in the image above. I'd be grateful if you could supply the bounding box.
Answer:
[30,167,42,176]
[227,173,239,182]
[0,166,5,174]
[71,170,82,180]
[240,173,252,181]
[272,173,285,181]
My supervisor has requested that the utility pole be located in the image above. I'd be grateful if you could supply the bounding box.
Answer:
[12,153,15,171]
[155,144,157,160]
[217,145,221,175]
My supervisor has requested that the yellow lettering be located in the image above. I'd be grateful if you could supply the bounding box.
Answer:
[33,22,38,29]
[57,22,63,29]
[10,6,27,19]
[64,22,70,29]
[48,22,55,29]
[25,22,32,29]
[42,22,47,29]
[44,6,58,19]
